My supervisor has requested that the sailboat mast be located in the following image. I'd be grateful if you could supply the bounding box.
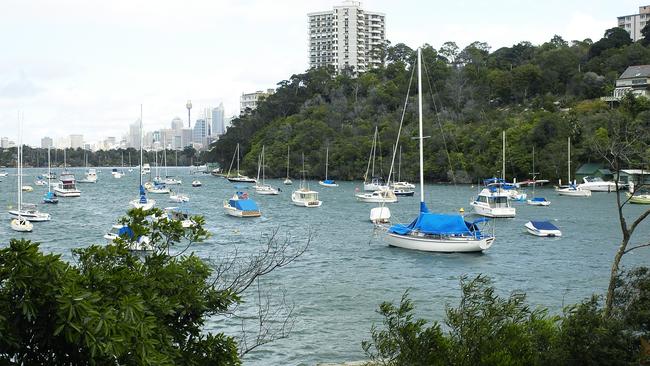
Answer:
[262,146,265,185]
[502,131,506,181]
[17,114,22,213]
[567,137,571,184]
[48,147,51,192]
[398,145,402,182]
[325,145,329,180]
[139,104,143,188]
[286,145,290,179]
[371,127,376,178]
[237,143,240,176]
[418,48,424,202]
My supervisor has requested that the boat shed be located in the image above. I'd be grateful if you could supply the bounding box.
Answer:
[618,169,650,186]
[575,163,613,182]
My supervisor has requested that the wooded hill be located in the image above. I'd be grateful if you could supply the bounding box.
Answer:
[207,27,650,183]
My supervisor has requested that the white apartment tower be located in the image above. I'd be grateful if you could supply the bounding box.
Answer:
[618,5,650,42]
[308,0,385,74]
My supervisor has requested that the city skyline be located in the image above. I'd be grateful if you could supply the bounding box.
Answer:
[0,0,638,146]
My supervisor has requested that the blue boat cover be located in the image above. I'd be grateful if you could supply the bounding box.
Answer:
[230,199,259,211]
[388,203,482,236]
[118,226,135,238]
[323,179,336,184]
[139,185,148,203]
[531,197,547,202]
[530,221,559,230]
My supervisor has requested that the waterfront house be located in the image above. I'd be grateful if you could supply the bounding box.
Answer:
[575,163,613,182]
[602,65,650,102]
[618,169,650,186]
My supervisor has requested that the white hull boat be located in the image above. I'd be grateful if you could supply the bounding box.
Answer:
[130,197,156,210]
[35,180,47,186]
[526,197,551,206]
[577,176,618,192]
[471,188,515,218]
[8,208,50,222]
[191,180,202,187]
[254,185,279,195]
[556,185,592,197]
[355,188,398,203]
[291,189,322,207]
[385,230,494,252]
[319,180,339,187]
[22,185,33,192]
[169,192,189,203]
[223,192,261,217]
[11,218,33,232]
[525,221,562,237]
[392,181,415,189]
[283,178,293,185]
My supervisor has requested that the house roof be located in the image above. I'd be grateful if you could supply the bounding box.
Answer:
[576,163,605,175]
[621,169,650,175]
[619,65,650,79]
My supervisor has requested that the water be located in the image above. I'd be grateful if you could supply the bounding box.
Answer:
[1,168,649,365]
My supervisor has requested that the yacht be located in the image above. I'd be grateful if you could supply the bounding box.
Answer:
[223,191,261,217]
[54,173,81,197]
[79,168,98,183]
[577,176,618,192]
[112,168,124,178]
[291,188,322,207]
[8,203,51,222]
[142,163,151,175]
[355,187,398,203]
[470,180,516,218]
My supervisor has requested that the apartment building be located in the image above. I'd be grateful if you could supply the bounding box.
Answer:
[308,0,385,74]
[618,5,650,41]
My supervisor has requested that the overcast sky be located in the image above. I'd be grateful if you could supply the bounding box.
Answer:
[0,0,639,145]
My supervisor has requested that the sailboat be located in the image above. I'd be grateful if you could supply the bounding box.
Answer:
[319,145,338,187]
[254,146,279,195]
[226,143,256,183]
[112,152,125,178]
[129,105,156,210]
[10,115,35,232]
[79,152,97,183]
[382,48,494,252]
[162,149,181,185]
[127,151,133,172]
[284,145,293,185]
[470,131,516,218]
[362,126,386,191]
[526,146,551,206]
[291,153,322,207]
[147,150,170,194]
[43,147,58,204]
[555,137,591,197]
[391,145,415,196]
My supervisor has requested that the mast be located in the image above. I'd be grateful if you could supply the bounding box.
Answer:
[262,145,266,185]
[502,130,506,181]
[139,104,143,189]
[325,145,329,180]
[371,127,377,178]
[286,145,290,179]
[17,113,22,216]
[418,48,425,203]
[566,137,571,185]
[236,143,240,176]
[398,145,402,182]
[47,147,52,193]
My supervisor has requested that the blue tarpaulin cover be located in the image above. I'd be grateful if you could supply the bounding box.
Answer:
[118,226,135,238]
[230,199,259,211]
[323,179,336,184]
[529,221,559,230]
[388,202,482,236]
[531,197,547,202]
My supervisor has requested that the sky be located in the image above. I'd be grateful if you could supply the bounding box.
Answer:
[0,0,641,146]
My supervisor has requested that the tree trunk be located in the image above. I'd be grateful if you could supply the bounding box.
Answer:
[604,235,629,317]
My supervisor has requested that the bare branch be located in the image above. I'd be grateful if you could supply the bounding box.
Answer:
[623,242,650,254]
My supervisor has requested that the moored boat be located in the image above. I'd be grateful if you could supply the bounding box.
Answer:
[525,221,562,237]
[223,191,262,217]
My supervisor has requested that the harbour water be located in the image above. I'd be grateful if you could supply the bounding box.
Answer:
[1,168,649,365]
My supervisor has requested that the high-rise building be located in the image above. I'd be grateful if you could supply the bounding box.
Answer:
[171,117,184,131]
[129,120,141,149]
[308,0,385,74]
[69,134,84,149]
[41,136,53,149]
[618,5,650,42]
[0,137,9,148]
[211,103,226,136]
[240,89,275,115]
[193,119,208,147]
[181,129,193,148]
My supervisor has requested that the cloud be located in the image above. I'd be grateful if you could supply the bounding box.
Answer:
[0,72,43,99]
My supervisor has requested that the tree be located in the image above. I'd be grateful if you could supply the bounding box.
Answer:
[642,23,650,46]
[0,208,309,364]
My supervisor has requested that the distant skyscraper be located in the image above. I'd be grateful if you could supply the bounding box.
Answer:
[193,119,208,147]
[171,117,184,130]
[69,134,84,149]
[0,137,9,148]
[308,0,386,74]
[211,103,226,136]
[618,5,650,42]
[181,129,193,148]
[129,120,141,149]
[41,136,53,149]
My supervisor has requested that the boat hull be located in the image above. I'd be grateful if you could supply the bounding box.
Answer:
[130,198,156,210]
[54,188,81,197]
[223,204,261,217]
[8,210,51,222]
[355,194,398,203]
[628,193,650,204]
[291,198,322,207]
[526,199,551,206]
[319,181,339,187]
[556,188,591,197]
[227,177,257,183]
[11,218,33,232]
[524,222,562,237]
[470,202,515,218]
[385,231,494,253]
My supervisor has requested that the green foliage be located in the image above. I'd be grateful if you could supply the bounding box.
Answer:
[0,209,240,365]
[365,271,650,365]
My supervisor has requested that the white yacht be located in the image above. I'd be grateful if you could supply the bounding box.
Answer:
[226,143,257,183]
[129,105,156,210]
[254,146,279,195]
[79,168,98,183]
[470,181,516,218]
[8,203,51,222]
[355,187,398,203]
[142,163,151,175]
[292,154,322,207]
[54,173,81,197]
[112,168,124,179]
[577,176,618,192]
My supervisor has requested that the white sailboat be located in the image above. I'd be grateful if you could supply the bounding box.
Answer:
[226,143,257,183]
[291,153,322,207]
[130,105,156,210]
[284,145,293,185]
[382,48,495,252]
[362,126,387,191]
[527,147,551,206]
[43,147,59,204]
[556,137,591,197]
[79,152,97,183]
[391,146,415,192]
[254,146,279,195]
[162,149,181,185]
[10,115,34,232]
[319,145,338,187]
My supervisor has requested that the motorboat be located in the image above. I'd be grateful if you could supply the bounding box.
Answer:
[393,188,415,197]
[291,188,322,207]
[392,181,415,190]
[470,179,516,218]
[34,178,47,186]
[525,221,562,237]
[577,176,618,192]
[526,197,551,206]
[169,191,189,203]
[191,180,202,187]
[142,163,151,175]
[79,168,98,183]
[104,224,153,251]
[164,206,195,228]
[223,191,261,217]
[11,218,33,232]
[0,170,8,177]
[22,185,33,192]
[112,168,124,178]
[356,187,398,203]
[627,182,650,204]
[163,177,182,185]
[54,173,81,197]
[8,203,51,222]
